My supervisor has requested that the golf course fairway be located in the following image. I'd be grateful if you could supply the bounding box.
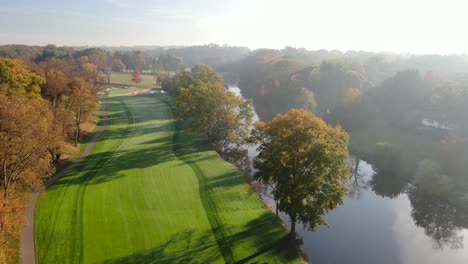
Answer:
[34,92,301,263]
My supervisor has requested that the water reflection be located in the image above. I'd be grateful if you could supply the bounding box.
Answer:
[369,169,408,199]
[366,157,465,249]
[305,157,468,263]
[228,84,468,263]
[349,156,408,200]
[349,157,369,199]
[408,186,464,249]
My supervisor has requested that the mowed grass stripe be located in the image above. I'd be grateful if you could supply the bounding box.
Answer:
[35,98,132,263]
[173,135,235,263]
[36,93,224,263]
[162,96,302,263]
[85,95,222,263]
[36,92,301,264]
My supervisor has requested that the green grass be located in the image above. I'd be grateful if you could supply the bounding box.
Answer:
[35,91,301,263]
[111,72,157,89]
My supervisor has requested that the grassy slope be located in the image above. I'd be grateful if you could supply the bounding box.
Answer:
[111,72,156,89]
[35,91,300,263]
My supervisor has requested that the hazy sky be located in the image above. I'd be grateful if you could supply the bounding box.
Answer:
[1,0,467,54]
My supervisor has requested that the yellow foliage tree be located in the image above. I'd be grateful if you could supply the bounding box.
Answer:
[251,109,350,236]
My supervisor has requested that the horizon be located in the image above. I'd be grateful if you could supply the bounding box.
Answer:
[2,0,468,55]
[2,43,468,57]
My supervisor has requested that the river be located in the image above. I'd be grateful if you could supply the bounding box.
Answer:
[228,85,468,264]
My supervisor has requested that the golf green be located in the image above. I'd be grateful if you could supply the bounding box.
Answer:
[35,92,300,263]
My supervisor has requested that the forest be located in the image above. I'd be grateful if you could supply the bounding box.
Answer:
[0,45,102,263]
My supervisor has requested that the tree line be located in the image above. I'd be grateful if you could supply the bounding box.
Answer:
[173,65,350,240]
[0,51,101,263]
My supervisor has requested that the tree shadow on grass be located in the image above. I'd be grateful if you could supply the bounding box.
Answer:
[98,123,173,142]
[48,130,221,189]
[222,212,299,263]
[48,139,176,189]
[102,213,299,264]
[102,95,173,127]
[103,229,221,264]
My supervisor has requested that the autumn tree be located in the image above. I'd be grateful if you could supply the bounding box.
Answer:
[34,58,89,161]
[250,109,350,236]
[0,58,43,95]
[66,78,99,146]
[131,67,142,86]
[36,58,72,108]
[77,56,101,89]
[176,65,253,151]
[0,54,101,263]
[0,58,57,197]
[0,95,56,198]
[0,59,59,263]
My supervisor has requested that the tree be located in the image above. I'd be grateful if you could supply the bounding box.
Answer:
[157,54,185,72]
[176,65,253,151]
[250,109,350,236]
[160,75,177,95]
[66,78,99,146]
[112,59,126,72]
[0,58,43,96]
[74,48,112,84]
[0,49,101,263]
[37,58,72,108]
[0,94,56,198]
[131,67,142,86]
[0,94,58,264]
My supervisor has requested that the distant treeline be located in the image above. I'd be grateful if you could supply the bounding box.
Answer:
[3,43,468,86]
[0,43,250,74]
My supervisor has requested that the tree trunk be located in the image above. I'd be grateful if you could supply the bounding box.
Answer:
[275,199,279,218]
[74,124,80,147]
[3,184,8,200]
[3,161,8,199]
[290,219,296,237]
[54,152,61,164]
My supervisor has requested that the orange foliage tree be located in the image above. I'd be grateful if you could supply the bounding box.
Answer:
[131,67,142,86]
[0,58,58,263]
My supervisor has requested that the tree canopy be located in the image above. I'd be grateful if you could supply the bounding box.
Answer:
[0,58,44,96]
[0,54,100,262]
[176,65,253,151]
[251,108,350,235]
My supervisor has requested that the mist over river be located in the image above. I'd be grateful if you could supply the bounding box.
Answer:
[228,85,468,264]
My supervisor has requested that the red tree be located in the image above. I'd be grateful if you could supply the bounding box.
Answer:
[131,67,142,86]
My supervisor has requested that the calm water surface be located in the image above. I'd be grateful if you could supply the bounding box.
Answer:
[228,85,468,264]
